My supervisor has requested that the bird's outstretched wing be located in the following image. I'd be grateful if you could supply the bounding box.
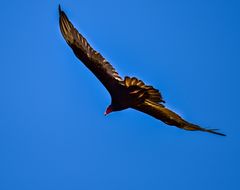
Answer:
[59,5,122,95]
[133,100,226,136]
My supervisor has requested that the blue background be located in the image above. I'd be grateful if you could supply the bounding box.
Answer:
[1,0,239,189]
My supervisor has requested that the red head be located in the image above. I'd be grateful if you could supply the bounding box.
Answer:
[104,105,113,116]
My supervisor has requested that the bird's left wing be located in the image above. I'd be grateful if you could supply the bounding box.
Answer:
[133,100,226,136]
[59,6,123,95]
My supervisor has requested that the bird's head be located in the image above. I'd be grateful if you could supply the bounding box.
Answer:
[104,105,113,116]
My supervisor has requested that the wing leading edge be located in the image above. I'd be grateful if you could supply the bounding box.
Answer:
[59,5,123,95]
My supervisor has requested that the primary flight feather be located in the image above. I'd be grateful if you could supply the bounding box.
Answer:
[59,5,225,136]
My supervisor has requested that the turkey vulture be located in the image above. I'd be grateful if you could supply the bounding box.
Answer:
[59,5,225,136]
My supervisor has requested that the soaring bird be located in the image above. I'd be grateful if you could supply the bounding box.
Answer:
[59,5,225,136]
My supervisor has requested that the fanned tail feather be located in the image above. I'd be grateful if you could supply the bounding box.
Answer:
[124,76,165,103]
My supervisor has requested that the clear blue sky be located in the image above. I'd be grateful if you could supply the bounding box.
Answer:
[1,0,240,189]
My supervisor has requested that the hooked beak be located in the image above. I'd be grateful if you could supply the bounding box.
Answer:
[104,106,112,116]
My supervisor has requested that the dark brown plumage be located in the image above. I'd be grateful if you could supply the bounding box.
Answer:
[59,5,225,136]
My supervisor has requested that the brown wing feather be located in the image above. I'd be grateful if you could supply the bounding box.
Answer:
[59,6,122,94]
[133,100,225,136]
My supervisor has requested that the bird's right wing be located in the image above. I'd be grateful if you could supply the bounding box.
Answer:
[133,100,226,136]
[59,6,123,95]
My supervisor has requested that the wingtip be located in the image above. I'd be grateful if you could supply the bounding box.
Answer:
[213,131,226,136]
[207,129,226,136]
[58,4,62,13]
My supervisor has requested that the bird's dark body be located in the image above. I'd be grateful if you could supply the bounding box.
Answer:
[59,5,225,136]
